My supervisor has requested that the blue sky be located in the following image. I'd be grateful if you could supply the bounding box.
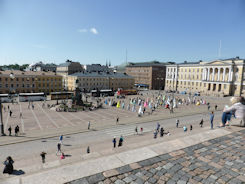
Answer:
[0,0,245,66]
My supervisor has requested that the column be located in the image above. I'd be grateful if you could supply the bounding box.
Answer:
[217,68,220,81]
[230,70,233,81]
[205,68,207,80]
[212,68,215,81]
[223,68,225,81]
[207,68,210,80]
[228,68,231,82]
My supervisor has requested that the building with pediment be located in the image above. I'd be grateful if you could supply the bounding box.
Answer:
[165,57,245,96]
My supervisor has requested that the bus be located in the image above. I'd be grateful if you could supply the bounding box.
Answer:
[19,93,46,102]
[50,92,73,100]
[0,94,12,103]
[91,89,114,97]
[117,88,138,96]
[91,90,100,97]
[100,89,114,97]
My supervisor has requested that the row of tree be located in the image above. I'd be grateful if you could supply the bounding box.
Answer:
[0,64,29,71]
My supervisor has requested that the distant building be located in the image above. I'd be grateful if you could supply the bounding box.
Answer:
[56,60,83,76]
[83,64,113,73]
[27,61,57,72]
[0,70,62,94]
[56,60,84,90]
[165,57,245,96]
[126,61,167,90]
[67,72,134,92]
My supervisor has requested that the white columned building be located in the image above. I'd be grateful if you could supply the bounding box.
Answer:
[212,67,215,81]
[217,68,220,81]
[223,68,226,81]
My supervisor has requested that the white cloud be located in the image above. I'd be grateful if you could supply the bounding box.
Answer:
[90,28,98,35]
[78,29,88,33]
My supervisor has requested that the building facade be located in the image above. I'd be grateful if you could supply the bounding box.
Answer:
[56,60,84,90]
[125,61,167,90]
[165,58,245,96]
[67,72,134,92]
[0,70,62,94]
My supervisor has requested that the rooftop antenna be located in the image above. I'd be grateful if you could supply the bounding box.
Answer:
[218,40,222,59]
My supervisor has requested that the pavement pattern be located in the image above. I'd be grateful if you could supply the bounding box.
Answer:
[68,129,245,184]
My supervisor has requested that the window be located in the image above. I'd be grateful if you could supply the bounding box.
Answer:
[16,78,19,81]
[22,84,25,87]
[27,84,30,88]
[11,84,14,87]
[5,78,8,81]
[16,84,19,87]
[6,84,8,87]
[224,84,226,89]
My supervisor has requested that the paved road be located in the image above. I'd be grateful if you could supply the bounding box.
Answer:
[69,129,245,184]
[0,111,223,161]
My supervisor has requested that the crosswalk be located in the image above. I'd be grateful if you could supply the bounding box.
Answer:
[101,124,153,137]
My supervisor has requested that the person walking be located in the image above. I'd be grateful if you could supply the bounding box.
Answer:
[14,125,19,136]
[87,146,90,154]
[56,143,62,155]
[200,119,204,127]
[59,135,63,144]
[135,126,138,135]
[40,152,46,163]
[60,152,65,160]
[118,135,123,147]
[88,121,90,130]
[210,111,214,129]
[8,126,12,136]
[112,137,116,148]
[116,116,119,124]
[140,127,143,134]
[183,126,187,132]
[176,119,179,128]
[208,104,210,111]
[19,112,22,118]
[215,105,218,110]
[154,129,158,139]
[9,110,12,117]
[160,127,164,137]
[156,122,160,132]
[190,124,193,131]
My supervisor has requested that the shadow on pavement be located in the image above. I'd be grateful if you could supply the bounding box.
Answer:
[63,144,72,147]
[11,169,25,175]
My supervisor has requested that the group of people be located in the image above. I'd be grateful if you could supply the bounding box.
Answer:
[112,135,124,148]
[105,92,208,118]
[8,125,20,136]
[154,122,170,138]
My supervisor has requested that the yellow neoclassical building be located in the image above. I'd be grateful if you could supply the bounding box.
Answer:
[165,57,245,96]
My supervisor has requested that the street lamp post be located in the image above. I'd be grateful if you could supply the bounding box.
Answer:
[0,99,6,136]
